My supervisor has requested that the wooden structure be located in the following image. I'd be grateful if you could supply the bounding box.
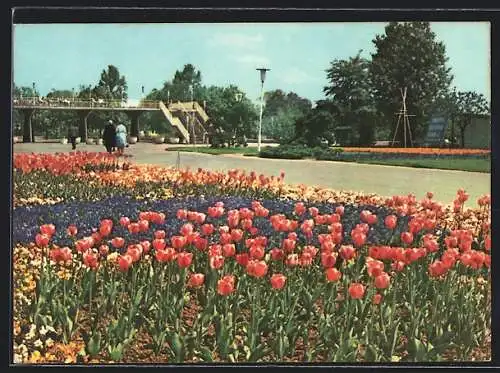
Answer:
[12,97,209,144]
[391,87,415,147]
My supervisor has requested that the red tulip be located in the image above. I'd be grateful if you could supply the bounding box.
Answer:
[270,274,286,290]
[351,231,366,247]
[325,268,342,282]
[348,283,365,299]
[180,223,194,237]
[177,252,193,268]
[119,217,130,227]
[372,293,383,305]
[385,215,397,230]
[391,260,406,272]
[60,246,72,262]
[193,236,208,251]
[235,253,249,267]
[138,220,150,232]
[401,232,414,245]
[140,240,151,254]
[40,224,56,236]
[340,245,356,261]
[217,277,235,296]
[309,207,319,217]
[249,245,265,260]
[118,254,133,272]
[177,209,188,220]
[230,229,244,242]
[127,245,142,262]
[195,213,206,224]
[428,260,447,277]
[187,273,205,288]
[321,251,337,268]
[366,258,384,277]
[83,250,99,269]
[335,206,345,215]
[270,248,284,261]
[286,254,299,267]
[294,202,306,215]
[35,233,50,247]
[485,235,491,251]
[210,255,225,269]
[374,272,391,289]
[99,224,112,237]
[247,260,268,278]
[128,223,140,234]
[153,238,166,251]
[155,247,177,263]
[222,244,236,257]
[66,225,78,236]
[198,224,213,237]
[171,235,187,250]
[241,218,253,231]
[220,232,232,245]
[299,252,313,267]
[282,238,296,253]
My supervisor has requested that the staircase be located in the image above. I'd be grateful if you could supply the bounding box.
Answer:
[159,101,190,143]
[168,101,209,144]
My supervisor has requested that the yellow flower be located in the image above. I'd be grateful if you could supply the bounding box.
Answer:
[29,350,42,363]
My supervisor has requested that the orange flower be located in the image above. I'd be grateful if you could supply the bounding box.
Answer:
[348,283,365,299]
[270,273,287,290]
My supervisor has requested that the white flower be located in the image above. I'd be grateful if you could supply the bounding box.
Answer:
[13,353,23,364]
[39,326,47,336]
[34,339,43,348]
[45,338,54,348]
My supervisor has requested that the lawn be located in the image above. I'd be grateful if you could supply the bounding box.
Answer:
[166,146,259,156]
[357,158,491,173]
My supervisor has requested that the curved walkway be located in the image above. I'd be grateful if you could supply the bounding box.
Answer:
[13,142,490,206]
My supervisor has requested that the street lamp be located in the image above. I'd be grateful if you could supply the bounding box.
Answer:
[256,68,270,152]
[32,82,36,104]
[189,84,196,147]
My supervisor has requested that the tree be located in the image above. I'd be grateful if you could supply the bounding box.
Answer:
[323,50,377,145]
[261,89,312,142]
[370,22,453,145]
[448,88,490,147]
[93,65,128,100]
[204,85,258,147]
[294,108,335,147]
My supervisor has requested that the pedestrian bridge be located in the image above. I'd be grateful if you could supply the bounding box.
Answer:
[12,97,209,144]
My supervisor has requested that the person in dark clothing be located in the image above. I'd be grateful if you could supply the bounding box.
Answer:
[102,120,117,153]
[67,125,79,150]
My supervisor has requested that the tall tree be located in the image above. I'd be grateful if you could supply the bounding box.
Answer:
[448,88,490,147]
[261,89,312,142]
[93,65,128,100]
[323,50,377,145]
[370,22,453,145]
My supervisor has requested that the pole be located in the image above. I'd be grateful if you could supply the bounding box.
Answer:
[258,80,264,152]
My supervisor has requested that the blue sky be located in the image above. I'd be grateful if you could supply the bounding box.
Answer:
[13,22,490,104]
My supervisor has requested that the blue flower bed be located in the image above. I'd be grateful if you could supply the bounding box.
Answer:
[13,195,413,249]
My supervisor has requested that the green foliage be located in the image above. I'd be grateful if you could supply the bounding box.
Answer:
[323,50,377,146]
[261,90,312,142]
[294,108,336,147]
[259,145,343,160]
[94,65,128,101]
[370,22,453,143]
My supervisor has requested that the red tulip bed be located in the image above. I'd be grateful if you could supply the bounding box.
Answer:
[12,152,491,364]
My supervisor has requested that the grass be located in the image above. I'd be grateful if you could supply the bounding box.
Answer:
[166,146,259,156]
[165,146,490,173]
[356,157,491,173]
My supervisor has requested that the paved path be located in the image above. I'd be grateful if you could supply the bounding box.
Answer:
[13,142,490,206]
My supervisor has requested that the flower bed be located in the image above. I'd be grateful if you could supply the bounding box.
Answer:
[340,148,490,155]
[12,152,491,364]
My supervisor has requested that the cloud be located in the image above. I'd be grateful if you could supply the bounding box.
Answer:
[208,33,263,49]
[231,54,270,68]
[279,67,317,84]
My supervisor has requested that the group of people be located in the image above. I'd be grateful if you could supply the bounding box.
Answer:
[66,119,128,154]
[102,120,128,155]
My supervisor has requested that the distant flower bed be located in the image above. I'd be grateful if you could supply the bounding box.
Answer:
[340,147,490,156]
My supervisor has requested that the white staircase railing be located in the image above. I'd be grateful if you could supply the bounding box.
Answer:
[159,101,190,143]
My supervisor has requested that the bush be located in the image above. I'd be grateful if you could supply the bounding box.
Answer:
[259,145,343,160]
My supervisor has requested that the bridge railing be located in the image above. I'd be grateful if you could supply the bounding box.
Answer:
[12,97,160,109]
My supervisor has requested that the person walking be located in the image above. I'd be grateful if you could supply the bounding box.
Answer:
[102,119,116,153]
[115,122,128,155]
[67,124,79,150]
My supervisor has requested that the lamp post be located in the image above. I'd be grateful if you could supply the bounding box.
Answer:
[189,84,196,148]
[32,82,36,104]
[235,92,243,146]
[256,68,270,152]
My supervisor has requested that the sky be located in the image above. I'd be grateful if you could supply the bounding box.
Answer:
[13,22,490,104]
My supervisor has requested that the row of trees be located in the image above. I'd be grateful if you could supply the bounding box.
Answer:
[14,22,489,148]
[285,22,490,147]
